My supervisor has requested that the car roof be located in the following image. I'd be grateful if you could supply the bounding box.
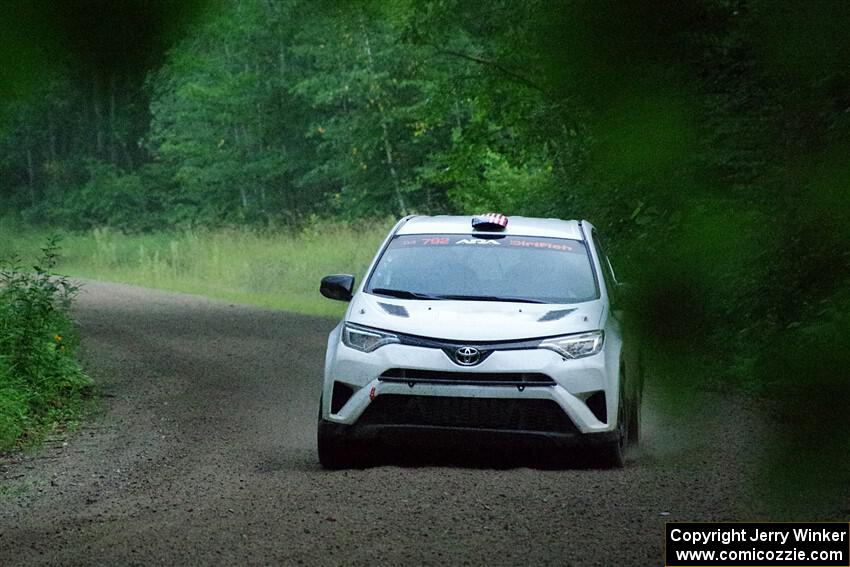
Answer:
[396,215,586,240]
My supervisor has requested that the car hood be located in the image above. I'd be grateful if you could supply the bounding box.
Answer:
[346,292,604,341]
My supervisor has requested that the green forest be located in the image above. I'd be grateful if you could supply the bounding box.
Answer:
[3,0,845,233]
[1,0,849,507]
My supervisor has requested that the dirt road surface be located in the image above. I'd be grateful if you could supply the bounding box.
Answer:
[1,282,775,565]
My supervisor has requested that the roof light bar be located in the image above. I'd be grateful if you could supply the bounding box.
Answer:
[472,213,508,231]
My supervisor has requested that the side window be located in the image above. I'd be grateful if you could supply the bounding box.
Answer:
[591,229,618,300]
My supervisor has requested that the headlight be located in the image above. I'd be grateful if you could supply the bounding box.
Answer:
[539,330,604,359]
[342,323,400,353]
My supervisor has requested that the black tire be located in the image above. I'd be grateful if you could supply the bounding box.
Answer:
[317,396,356,469]
[598,383,627,468]
[627,381,642,445]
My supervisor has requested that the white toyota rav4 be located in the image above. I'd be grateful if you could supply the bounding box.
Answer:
[318,214,642,468]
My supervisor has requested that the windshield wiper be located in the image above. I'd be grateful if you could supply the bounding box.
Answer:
[371,289,545,303]
[435,294,546,304]
[370,288,444,300]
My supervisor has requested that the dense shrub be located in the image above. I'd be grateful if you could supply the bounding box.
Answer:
[0,237,92,450]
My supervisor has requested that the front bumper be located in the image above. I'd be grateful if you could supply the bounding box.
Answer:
[324,338,620,436]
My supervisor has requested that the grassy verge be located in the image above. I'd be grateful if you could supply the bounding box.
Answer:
[1,238,93,451]
[0,218,394,318]
[0,219,394,451]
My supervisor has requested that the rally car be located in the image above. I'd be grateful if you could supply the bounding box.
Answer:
[317,214,642,468]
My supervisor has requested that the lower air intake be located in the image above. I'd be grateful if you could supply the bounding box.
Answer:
[358,395,578,433]
[331,382,355,414]
[585,391,607,423]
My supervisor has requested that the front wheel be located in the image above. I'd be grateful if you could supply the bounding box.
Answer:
[628,353,644,445]
[317,396,356,469]
[317,419,356,469]
[597,387,627,468]
[627,385,641,444]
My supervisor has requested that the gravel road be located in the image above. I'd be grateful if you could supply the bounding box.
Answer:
[1,282,773,566]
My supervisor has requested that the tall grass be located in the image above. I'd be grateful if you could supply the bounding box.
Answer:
[0,218,394,318]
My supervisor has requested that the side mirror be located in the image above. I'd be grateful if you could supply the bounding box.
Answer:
[616,282,634,296]
[613,281,636,310]
[320,274,355,302]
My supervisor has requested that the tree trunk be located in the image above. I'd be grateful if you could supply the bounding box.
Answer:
[255,102,267,210]
[233,124,247,210]
[360,19,406,215]
[379,119,405,214]
[47,114,57,161]
[25,145,36,206]
[109,73,118,165]
[93,75,104,158]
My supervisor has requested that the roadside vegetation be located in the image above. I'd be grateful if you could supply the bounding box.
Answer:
[0,238,92,451]
[0,219,390,318]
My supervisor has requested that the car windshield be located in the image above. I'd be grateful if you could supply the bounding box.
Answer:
[366,234,599,304]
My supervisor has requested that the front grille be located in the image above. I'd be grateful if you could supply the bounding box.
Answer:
[379,368,555,387]
[358,395,578,433]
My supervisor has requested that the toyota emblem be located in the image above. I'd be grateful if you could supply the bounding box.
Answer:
[454,346,481,366]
